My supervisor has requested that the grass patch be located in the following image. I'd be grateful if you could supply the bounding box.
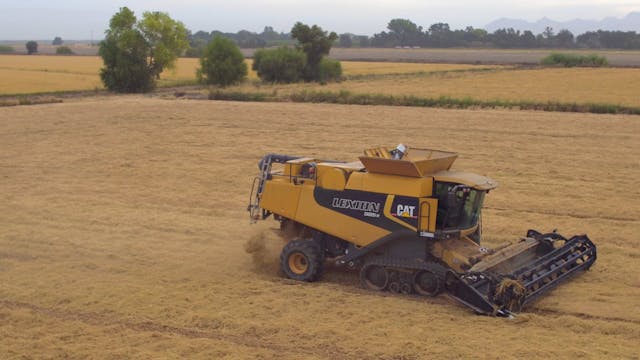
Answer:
[289,89,639,114]
[158,79,199,88]
[208,90,269,102]
[208,88,640,115]
[343,66,505,81]
[541,53,608,67]
[0,45,14,54]
[0,96,63,107]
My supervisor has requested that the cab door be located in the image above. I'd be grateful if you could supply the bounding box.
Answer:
[418,198,438,238]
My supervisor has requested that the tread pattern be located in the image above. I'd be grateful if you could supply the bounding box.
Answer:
[360,256,450,296]
[280,239,324,282]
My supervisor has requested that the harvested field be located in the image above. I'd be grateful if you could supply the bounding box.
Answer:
[306,67,640,107]
[223,66,640,109]
[1,97,639,358]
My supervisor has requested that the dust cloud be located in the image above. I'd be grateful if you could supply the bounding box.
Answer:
[244,228,286,276]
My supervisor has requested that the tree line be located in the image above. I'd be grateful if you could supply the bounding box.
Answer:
[90,8,637,93]
[99,7,341,93]
[187,18,640,52]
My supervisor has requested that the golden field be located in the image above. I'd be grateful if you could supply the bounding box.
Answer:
[0,55,487,95]
[226,66,640,108]
[326,67,640,107]
[0,56,204,94]
[1,97,639,358]
[3,54,639,109]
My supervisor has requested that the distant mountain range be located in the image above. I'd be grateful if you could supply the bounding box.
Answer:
[484,12,640,35]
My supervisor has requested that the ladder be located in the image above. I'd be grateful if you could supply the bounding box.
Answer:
[248,155,273,223]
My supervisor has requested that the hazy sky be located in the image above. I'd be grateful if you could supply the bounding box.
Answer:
[1,0,638,40]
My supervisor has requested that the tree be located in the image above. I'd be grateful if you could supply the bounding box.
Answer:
[52,37,63,45]
[556,29,574,48]
[576,31,602,48]
[542,26,555,47]
[291,22,338,81]
[138,10,189,78]
[339,33,353,48]
[99,7,188,93]
[428,23,452,47]
[252,47,306,83]
[521,31,537,48]
[356,35,370,47]
[463,27,488,45]
[387,18,422,46]
[260,26,279,42]
[26,41,38,54]
[197,36,247,86]
[491,28,521,48]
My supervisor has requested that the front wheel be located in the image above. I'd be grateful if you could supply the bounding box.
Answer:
[280,239,323,282]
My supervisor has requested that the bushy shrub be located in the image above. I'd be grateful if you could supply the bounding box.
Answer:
[541,53,608,67]
[318,58,342,83]
[252,47,306,83]
[197,36,247,87]
[55,46,74,55]
[0,45,14,53]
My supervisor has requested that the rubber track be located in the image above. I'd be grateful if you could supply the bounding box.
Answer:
[362,257,449,285]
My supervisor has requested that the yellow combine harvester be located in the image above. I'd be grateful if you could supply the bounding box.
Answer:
[248,145,596,316]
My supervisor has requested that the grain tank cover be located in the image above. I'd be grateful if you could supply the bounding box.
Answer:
[360,146,458,178]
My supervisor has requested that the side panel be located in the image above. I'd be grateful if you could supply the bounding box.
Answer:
[346,172,433,198]
[260,179,302,220]
[294,186,392,246]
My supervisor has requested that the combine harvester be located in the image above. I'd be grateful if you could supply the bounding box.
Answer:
[248,145,596,316]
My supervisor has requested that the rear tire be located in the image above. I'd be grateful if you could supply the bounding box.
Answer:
[280,239,323,282]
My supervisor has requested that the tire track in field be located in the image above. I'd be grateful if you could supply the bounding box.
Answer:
[263,276,640,325]
[531,307,640,325]
[0,299,344,358]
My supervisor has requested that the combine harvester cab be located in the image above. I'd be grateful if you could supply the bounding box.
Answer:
[248,145,597,316]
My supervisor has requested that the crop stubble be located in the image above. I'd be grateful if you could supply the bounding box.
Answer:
[1,97,639,358]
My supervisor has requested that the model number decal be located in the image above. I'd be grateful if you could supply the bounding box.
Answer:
[332,197,381,217]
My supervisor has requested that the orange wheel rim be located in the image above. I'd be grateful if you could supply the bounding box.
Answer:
[288,252,308,275]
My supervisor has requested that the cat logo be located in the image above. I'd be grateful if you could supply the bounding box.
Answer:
[395,204,416,218]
